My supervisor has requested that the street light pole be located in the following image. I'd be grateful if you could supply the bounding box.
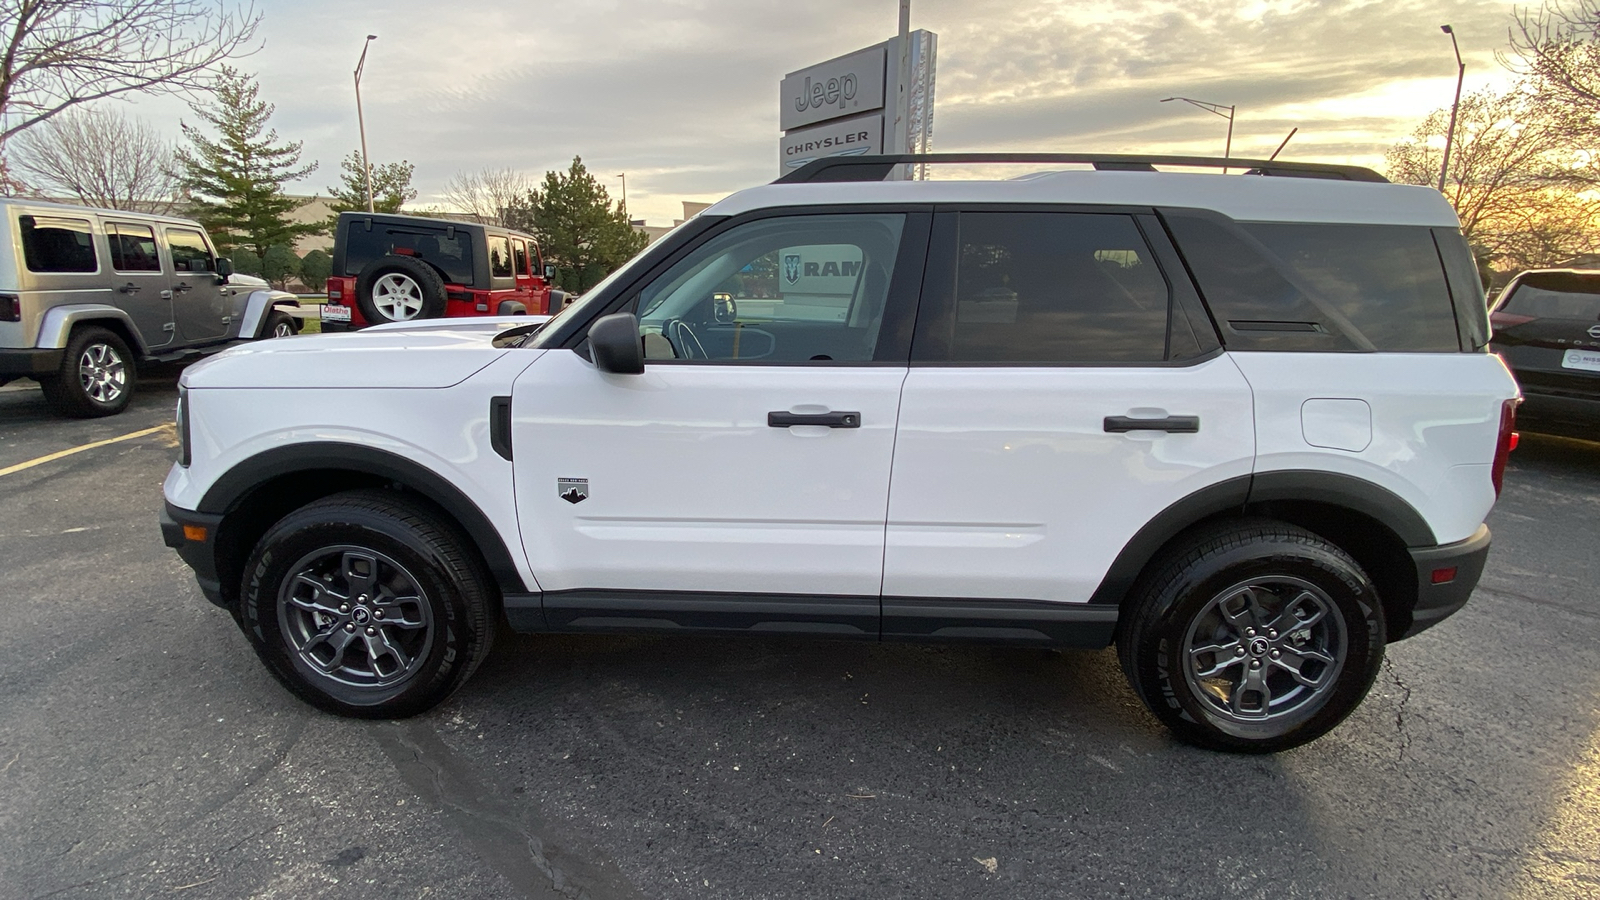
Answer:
[615,173,626,215]
[1439,25,1466,195]
[1161,96,1236,173]
[354,34,378,214]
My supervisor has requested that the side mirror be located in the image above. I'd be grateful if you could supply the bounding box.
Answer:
[214,257,234,282]
[588,312,644,374]
[543,263,557,280]
[712,292,737,325]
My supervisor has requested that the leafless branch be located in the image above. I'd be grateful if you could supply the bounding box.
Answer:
[11,104,179,210]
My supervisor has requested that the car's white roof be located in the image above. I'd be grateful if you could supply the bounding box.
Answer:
[0,197,203,228]
[705,170,1459,228]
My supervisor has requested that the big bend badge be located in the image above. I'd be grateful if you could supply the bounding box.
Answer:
[557,477,589,504]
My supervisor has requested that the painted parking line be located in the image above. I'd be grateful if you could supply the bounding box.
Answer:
[0,423,173,478]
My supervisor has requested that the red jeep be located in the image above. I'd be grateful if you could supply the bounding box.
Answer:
[321,212,566,330]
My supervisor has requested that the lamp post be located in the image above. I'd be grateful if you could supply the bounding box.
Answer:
[1439,25,1466,195]
[1161,96,1235,173]
[615,173,626,215]
[354,34,378,213]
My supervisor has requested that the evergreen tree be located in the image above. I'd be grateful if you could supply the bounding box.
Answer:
[530,156,648,292]
[299,248,332,291]
[175,66,318,263]
[260,244,301,289]
[325,151,416,232]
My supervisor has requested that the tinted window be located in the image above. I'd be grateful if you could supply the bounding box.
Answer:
[1500,274,1600,319]
[166,229,214,273]
[926,213,1170,364]
[344,222,474,284]
[630,213,905,363]
[489,236,513,278]
[108,223,161,273]
[513,239,529,277]
[20,216,97,273]
[1244,223,1460,352]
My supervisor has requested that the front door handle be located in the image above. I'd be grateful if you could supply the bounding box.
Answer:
[1104,415,1200,433]
[117,282,141,294]
[768,410,860,429]
[174,282,192,293]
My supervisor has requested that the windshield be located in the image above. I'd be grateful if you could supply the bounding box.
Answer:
[1500,276,1600,320]
[528,220,696,348]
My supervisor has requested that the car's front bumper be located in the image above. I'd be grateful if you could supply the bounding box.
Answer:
[160,501,227,608]
[1399,524,1492,638]
[0,348,63,377]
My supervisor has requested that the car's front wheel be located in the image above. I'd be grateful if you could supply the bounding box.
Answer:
[1117,520,1386,753]
[238,491,496,718]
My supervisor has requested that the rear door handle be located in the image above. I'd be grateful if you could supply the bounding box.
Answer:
[768,410,860,428]
[1104,415,1200,433]
[117,282,141,294]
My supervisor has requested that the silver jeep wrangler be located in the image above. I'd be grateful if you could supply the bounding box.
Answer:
[0,200,302,417]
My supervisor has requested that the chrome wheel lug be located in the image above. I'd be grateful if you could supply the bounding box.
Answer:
[1235,647,1246,657]
[339,604,349,614]
[1268,629,1278,639]
[358,595,369,603]
[344,623,356,633]
[1245,628,1256,637]
[373,609,384,619]
[1270,650,1281,659]
[365,627,377,636]
[1249,659,1261,669]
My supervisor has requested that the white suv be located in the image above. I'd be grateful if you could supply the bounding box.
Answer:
[161,154,1519,753]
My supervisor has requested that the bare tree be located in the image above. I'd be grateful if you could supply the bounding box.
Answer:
[1386,86,1600,272]
[0,0,260,144]
[440,167,535,228]
[11,105,179,211]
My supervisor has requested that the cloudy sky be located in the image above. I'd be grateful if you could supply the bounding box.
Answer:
[126,0,1527,227]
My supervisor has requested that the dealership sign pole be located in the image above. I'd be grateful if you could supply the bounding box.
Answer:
[779,29,936,177]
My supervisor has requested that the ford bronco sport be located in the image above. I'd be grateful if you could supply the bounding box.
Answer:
[161,154,1519,753]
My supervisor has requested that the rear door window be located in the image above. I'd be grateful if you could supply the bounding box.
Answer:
[108,223,162,273]
[914,212,1172,364]
[20,215,98,273]
[513,239,529,277]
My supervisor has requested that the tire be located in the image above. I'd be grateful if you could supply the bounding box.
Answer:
[238,490,496,718]
[1117,519,1386,753]
[354,256,447,324]
[40,326,137,418]
[264,309,297,338]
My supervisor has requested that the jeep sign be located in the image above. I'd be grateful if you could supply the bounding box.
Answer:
[779,45,886,132]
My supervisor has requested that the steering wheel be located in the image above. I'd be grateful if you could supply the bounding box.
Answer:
[662,318,708,360]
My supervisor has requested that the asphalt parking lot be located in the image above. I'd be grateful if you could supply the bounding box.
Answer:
[0,370,1596,900]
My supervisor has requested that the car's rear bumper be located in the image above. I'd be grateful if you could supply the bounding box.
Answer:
[160,502,228,608]
[1399,524,1492,639]
[1517,389,1600,439]
[0,348,63,376]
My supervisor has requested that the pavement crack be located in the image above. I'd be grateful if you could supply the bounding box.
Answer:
[1382,657,1414,767]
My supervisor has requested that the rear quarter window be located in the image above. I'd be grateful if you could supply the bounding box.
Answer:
[20,216,98,273]
[1164,211,1462,352]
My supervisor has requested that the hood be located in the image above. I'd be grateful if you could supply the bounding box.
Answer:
[182,323,528,389]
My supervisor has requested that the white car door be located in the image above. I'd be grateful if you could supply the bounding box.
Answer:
[881,210,1256,642]
[512,210,928,633]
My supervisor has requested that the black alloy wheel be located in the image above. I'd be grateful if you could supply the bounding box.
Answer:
[238,490,495,717]
[1118,520,1386,753]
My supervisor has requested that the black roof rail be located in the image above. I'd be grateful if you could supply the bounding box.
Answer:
[773,153,1389,185]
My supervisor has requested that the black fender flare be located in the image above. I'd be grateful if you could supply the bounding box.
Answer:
[198,442,527,595]
[1087,470,1434,607]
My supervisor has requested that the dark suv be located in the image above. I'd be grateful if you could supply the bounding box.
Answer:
[1490,269,1600,439]
[322,212,565,330]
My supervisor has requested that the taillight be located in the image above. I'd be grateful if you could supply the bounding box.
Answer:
[1491,399,1518,496]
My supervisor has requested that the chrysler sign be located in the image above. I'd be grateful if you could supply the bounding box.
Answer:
[780,115,884,170]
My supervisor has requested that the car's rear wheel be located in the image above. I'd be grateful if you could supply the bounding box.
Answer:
[40,325,136,418]
[238,490,495,718]
[1117,520,1386,753]
[354,256,447,324]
